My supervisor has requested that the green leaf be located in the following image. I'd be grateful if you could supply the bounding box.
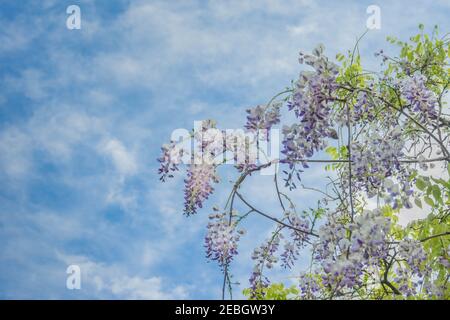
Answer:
[414,198,423,209]
[411,34,421,43]
[325,146,338,159]
[336,53,345,61]
[426,185,433,196]
[431,177,448,187]
[432,185,443,204]
[424,196,434,207]
[416,178,427,191]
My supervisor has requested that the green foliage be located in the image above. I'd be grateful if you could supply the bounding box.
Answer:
[245,25,450,300]
[243,283,299,300]
[325,145,347,171]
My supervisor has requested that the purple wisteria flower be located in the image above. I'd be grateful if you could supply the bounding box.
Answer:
[205,211,244,271]
[350,90,377,123]
[398,238,427,274]
[281,212,310,268]
[298,273,321,299]
[157,142,186,182]
[383,176,414,210]
[349,125,405,198]
[349,209,391,262]
[245,102,281,135]
[282,45,339,168]
[224,130,258,172]
[314,209,391,290]
[249,234,281,293]
[333,90,377,126]
[183,163,219,215]
[392,239,428,296]
[401,72,438,123]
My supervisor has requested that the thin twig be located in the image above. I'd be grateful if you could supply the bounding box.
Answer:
[235,191,319,237]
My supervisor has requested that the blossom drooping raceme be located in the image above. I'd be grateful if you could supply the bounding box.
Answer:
[280,212,311,269]
[249,234,281,293]
[332,85,378,127]
[157,141,187,182]
[348,125,405,198]
[348,209,391,262]
[224,130,258,172]
[314,209,391,290]
[398,238,427,274]
[351,90,377,123]
[183,163,219,215]
[182,120,224,216]
[282,45,339,168]
[382,175,415,210]
[205,211,244,271]
[245,102,281,135]
[348,123,417,209]
[314,215,361,289]
[400,72,438,123]
[391,239,427,296]
[298,273,321,299]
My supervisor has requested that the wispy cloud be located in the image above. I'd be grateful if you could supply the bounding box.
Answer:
[0,0,448,299]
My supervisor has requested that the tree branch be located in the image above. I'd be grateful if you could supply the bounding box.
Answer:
[235,191,319,237]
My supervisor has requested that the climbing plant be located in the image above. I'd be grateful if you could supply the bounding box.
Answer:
[158,25,450,300]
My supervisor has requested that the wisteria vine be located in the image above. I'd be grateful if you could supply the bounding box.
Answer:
[157,27,450,300]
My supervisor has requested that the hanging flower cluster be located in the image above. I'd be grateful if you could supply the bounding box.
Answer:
[245,102,281,134]
[205,210,244,270]
[282,45,339,167]
[333,90,378,126]
[382,176,415,210]
[352,91,377,122]
[348,125,405,198]
[348,209,391,262]
[314,209,391,290]
[394,263,432,297]
[280,213,311,269]
[397,238,427,274]
[157,141,186,182]
[183,163,219,215]
[298,274,322,299]
[224,130,258,172]
[400,72,438,123]
[249,234,281,292]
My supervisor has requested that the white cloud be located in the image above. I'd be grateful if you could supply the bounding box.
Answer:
[207,0,313,19]
[21,69,48,100]
[105,180,138,210]
[87,89,115,107]
[98,139,139,209]
[287,23,318,36]
[0,127,31,178]
[32,111,102,159]
[89,0,350,95]
[100,138,138,176]
[58,253,188,299]
[0,17,41,54]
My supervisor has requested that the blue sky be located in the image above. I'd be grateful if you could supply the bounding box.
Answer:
[0,0,449,299]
